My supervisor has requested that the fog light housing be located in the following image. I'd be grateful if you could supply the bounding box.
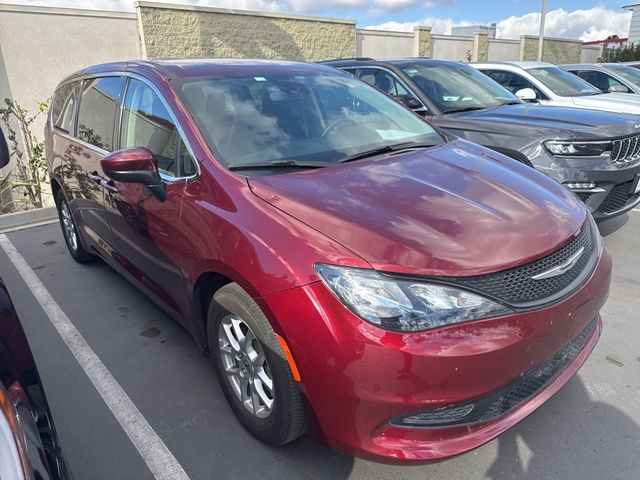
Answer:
[390,404,475,427]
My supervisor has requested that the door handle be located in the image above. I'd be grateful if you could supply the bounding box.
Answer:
[89,172,118,194]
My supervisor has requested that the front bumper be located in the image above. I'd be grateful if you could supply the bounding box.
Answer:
[531,151,640,220]
[261,247,611,463]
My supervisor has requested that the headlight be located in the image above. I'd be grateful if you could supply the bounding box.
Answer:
[315,264,511,332]
[544,140,610,156]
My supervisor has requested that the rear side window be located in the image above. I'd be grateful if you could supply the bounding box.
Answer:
[52,82,79,134]
[120,78,196,178]
[77,76,125,151]
[574,70,623,92]
[482,70,547,100]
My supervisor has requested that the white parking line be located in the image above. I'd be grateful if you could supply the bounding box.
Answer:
[0,235,191,480]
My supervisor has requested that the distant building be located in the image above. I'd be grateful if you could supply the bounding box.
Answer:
[624,4,640,43]
[583,37,628,48]
[451,23,496,38]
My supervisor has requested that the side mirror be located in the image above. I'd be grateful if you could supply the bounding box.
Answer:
[608,84,629,93]
[101,147,166,202]
[396,95,425,111]
[515,88,537,102]
[0,128,9,169]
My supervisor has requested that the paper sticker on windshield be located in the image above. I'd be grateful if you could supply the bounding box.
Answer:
[376,129,416,141]
[254,77,267,82]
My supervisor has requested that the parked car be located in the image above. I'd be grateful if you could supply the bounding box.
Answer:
[322,58,640,219]
[623,61,640,69]
[560,63,640,95]
[471,61,640,115]
[0,131,71,479]
[45,59,611,463]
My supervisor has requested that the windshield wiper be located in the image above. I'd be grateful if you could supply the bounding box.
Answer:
[227,159,329,171]
[443,106,487,114]
[338,142,437,164]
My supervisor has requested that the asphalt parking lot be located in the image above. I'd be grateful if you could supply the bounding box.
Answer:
[0,211,639,480]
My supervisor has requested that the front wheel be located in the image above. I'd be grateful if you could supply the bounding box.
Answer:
[55,190,95,263]
[208,283,305,445]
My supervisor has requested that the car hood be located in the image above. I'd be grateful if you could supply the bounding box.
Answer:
[248,140,586,277]
[569,92,640,115]
[437,103,640,140]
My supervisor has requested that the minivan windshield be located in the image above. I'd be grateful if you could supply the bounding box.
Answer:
[177,72,443,170]
[526,67,601,97]
[397,62,519,113]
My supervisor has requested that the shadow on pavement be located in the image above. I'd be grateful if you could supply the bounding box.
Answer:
[486,376,640,479]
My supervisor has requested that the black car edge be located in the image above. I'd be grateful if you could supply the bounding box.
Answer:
[0,130,72,479]
[321,58,640,220]
[0,277,72,480]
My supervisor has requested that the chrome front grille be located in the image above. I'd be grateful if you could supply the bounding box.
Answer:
[610,135,640,167]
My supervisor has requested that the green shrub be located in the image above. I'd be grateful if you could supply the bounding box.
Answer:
[599,43,640,62]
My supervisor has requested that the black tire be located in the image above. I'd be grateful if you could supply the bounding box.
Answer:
[55,189,95,263]
[208,283,305,445]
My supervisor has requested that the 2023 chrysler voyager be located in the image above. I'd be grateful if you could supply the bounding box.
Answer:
[45,59,611,463]
[322,58,640,219]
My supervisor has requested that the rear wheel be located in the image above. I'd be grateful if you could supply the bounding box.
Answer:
[55,190,95,263]
[208,283,305,445]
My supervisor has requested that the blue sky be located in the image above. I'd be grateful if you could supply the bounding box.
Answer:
[332,0,631,27]
[6,0,636,41]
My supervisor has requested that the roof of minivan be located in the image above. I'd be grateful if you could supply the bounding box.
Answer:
[60,58,340,84]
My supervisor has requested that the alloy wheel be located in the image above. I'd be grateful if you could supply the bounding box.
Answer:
[60,200,78,252]
[218,315,275,419]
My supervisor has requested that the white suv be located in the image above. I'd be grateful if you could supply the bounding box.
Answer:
[471,61,640,115]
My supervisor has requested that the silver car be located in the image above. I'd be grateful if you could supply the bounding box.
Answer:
[561,63,640,95]
[471,61,640,116]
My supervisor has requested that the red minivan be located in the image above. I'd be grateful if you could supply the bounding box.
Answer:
[45,59,611,463]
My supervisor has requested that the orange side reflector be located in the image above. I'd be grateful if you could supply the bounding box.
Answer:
[276,333,301,382]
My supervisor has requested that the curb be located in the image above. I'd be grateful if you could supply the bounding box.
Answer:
[0,207,58,234]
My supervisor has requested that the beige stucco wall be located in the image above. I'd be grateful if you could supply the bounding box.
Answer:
[580,45,603,63]
[0,4,141,206]
[487,39,520,61]
[519,35,582,64]
[136,1,356,62]
[431,34,473,61]
[357,29,413,59]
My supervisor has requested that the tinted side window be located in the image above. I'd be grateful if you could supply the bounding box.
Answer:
[52,82,79,134]
[120,79,180,177]
[482,70,547,100]
[574,70,623,92]
[77,77,125,151]
[356,68,410,97]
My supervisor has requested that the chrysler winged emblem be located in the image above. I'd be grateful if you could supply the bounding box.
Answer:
[531,247,585,281]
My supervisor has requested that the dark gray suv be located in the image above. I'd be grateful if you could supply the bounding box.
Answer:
[322,58,640,220]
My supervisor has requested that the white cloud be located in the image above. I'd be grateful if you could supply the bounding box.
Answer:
[496,7,632,42]
[372,0,418,12]
[364,16,472,34]
[365,6,631,42]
